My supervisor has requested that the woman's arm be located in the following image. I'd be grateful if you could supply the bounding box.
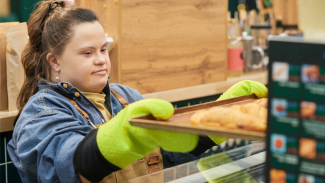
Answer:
[73,99,199,182]
[78,173,91,183]
[8,89,95,183]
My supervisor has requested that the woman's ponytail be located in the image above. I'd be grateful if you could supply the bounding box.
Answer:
[15,1,67,125]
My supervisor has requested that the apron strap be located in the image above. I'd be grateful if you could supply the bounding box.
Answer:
[70,89,129,129]
[111,89,129,108]
[70,100,97,129]
[94,89,129,129]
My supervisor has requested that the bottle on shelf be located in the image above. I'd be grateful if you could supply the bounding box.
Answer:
[227,13,244,77]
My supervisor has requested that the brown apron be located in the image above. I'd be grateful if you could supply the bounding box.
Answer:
[99,147,164,183]
[71,90,164,183]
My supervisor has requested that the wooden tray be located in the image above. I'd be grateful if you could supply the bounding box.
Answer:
[129,94,266,141]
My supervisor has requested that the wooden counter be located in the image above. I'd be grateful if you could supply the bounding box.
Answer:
[0,110,18,133]
[143,71,268,102]
[0,71,268,133]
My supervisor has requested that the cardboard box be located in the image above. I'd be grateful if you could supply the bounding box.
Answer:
[0,0,10,16]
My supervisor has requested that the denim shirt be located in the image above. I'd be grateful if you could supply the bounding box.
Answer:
[7,79,201,183]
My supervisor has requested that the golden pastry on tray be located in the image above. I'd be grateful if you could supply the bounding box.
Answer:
[254,98,268,108]
[190,99,268,132]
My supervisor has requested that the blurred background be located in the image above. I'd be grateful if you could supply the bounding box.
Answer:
[0,0,283,24]
[0,0,322,182]
[0,0,302,78]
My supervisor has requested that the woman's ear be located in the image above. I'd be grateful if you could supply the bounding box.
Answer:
[47,53,60,72]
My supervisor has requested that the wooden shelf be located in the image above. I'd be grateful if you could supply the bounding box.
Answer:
[142,71,268,102]
[0,71,268,133]
[0,110,18,133]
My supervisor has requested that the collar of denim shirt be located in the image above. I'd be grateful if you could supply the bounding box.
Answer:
[37,77,113,115]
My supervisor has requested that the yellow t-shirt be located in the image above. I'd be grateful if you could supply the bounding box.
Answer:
[81,91,112,122]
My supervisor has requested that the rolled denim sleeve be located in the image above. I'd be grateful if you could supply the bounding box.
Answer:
[8,102,93,183]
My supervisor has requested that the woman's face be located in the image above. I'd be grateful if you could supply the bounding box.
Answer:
[55,21,110,93]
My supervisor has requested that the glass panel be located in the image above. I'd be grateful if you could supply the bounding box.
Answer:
[7,163,22,183]
[0,137,5,164]
[0,165,6,183]
[121,142,265,183]
[6,136,12,162]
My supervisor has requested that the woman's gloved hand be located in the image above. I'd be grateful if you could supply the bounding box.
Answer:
[217,80,268,101]
[96,99,199,168]
[209,80,268,145]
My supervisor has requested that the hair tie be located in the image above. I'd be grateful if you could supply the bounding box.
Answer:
[50,1,64,11]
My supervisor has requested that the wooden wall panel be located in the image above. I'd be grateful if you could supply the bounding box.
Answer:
[74,0,227,93]
[119,0,227,94]
[282,0,298,25]
[272,0,284,20]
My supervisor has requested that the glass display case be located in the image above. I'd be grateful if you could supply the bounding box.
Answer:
[122,142,266,183]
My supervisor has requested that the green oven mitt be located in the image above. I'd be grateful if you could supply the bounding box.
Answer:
[209,80,268,144]
[217,80,268,101]
[96,99,199,168]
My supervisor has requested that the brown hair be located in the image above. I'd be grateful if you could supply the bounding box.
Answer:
[15,0,98,124]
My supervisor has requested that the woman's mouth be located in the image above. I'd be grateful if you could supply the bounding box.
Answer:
[92,69,107,75]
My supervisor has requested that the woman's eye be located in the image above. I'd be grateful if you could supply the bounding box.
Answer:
[101,48,107,52]
[84,52,91,55]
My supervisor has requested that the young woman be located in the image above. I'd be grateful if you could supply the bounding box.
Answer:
[7,1,268,182]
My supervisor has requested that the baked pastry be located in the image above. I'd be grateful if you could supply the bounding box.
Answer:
[230,102,267,119]
[190,99,267,132]
[254,98,268,108]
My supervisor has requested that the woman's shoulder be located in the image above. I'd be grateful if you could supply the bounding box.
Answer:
[109,83,143,101]
[25,87,73,111]
[15,88,75,128]
[109,83,137,92]
[13,88,81,140]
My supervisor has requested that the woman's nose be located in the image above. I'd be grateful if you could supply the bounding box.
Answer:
[94,54,106,65]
